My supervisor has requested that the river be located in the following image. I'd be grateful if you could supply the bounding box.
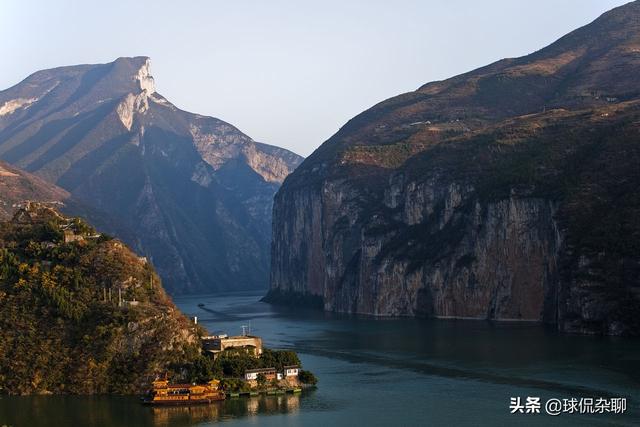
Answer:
[1,291,638,426]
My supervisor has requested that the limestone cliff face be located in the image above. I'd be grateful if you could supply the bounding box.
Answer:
[271,176,561,321]
[270,109,640,336]
[269,2,640,336]
[0,57,303,293]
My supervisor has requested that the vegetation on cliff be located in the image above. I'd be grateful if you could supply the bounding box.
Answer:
[0,203,316,395]
[0,204,203,395]
[0,160,69,221]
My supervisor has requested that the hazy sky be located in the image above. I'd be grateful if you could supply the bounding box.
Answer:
[0,0,630,156]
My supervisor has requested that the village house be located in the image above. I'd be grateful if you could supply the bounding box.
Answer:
[243,365,299,385]
[244,367,277,382]
[283,365,300,378]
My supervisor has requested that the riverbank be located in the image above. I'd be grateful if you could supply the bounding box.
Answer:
[2,292,637,426]
[225,386,306,398]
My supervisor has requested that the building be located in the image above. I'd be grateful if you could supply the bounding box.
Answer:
[244,368,277,382]
[283,365,300,377]
[201,335,263,358]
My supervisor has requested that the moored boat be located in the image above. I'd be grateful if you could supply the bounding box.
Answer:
[142,377,225,405]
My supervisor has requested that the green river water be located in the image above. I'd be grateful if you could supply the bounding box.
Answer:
[1,291,638,426]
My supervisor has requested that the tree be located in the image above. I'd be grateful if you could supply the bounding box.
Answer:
[256,373,267,388]
[186,354,216,383]
[298,370,317,385]
[260,349,300,371]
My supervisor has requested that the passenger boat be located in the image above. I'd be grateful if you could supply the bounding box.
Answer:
[142,377,225,405]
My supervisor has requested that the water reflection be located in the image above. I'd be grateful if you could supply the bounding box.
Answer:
[223,393,301,418]
[2,291,639,427]
[0,393,305,427]
[150,394,302,425]
[150,403,223,426]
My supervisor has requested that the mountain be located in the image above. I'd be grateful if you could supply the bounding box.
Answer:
[267,1,640,336]
[0,160,69,219]
[0,204,204,394]
[0,57,303,293]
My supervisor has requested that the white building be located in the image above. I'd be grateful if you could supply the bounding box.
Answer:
[244,368,277,381]
[284,365,299,377]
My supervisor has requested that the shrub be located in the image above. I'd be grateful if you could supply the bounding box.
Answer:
[256,373,267,388]
[298,370,317,385]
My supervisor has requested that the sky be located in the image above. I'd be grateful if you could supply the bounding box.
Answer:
[0,0,630,157]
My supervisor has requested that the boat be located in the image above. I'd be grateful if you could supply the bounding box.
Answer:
[142,377,225,405]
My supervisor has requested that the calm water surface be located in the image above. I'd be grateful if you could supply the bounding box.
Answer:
[1,291,638,426]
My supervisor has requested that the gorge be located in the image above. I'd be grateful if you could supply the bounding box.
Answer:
[267,1,640,336]
[0,57,303,294]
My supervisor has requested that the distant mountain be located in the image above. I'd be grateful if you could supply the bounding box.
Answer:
[0,160,69,219]
[0,57,303,293]
[268,1,640,335]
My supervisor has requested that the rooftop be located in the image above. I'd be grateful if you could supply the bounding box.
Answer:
[245,367,277,374]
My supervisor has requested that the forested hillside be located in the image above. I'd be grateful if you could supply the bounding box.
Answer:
[0,203,203,394]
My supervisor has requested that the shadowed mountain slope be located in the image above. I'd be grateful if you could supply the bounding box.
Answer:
[268,1,640,336]
[0,57,303,293]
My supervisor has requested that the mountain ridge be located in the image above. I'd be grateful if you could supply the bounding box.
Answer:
[268,0,640,335]
[0,56,303,294]
[288,0,640,180]
[0,159,69,220]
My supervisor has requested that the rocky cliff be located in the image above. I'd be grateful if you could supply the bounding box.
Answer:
[268,2,640,336]
[0,57,303,293]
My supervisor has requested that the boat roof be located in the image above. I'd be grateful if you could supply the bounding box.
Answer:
[155,383,208,389]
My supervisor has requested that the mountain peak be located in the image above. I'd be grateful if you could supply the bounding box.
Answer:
[0,56,303,294]
[541,0,640,53]
[320,0,640,153]
[600,0,640,21]
[112,56,155,94]
[113,55,150,65]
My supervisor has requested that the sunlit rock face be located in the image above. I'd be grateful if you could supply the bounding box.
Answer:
[0,56,303,294]
[268,2,640,336]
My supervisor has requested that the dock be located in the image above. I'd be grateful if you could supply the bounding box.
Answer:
[227,388,302,399]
